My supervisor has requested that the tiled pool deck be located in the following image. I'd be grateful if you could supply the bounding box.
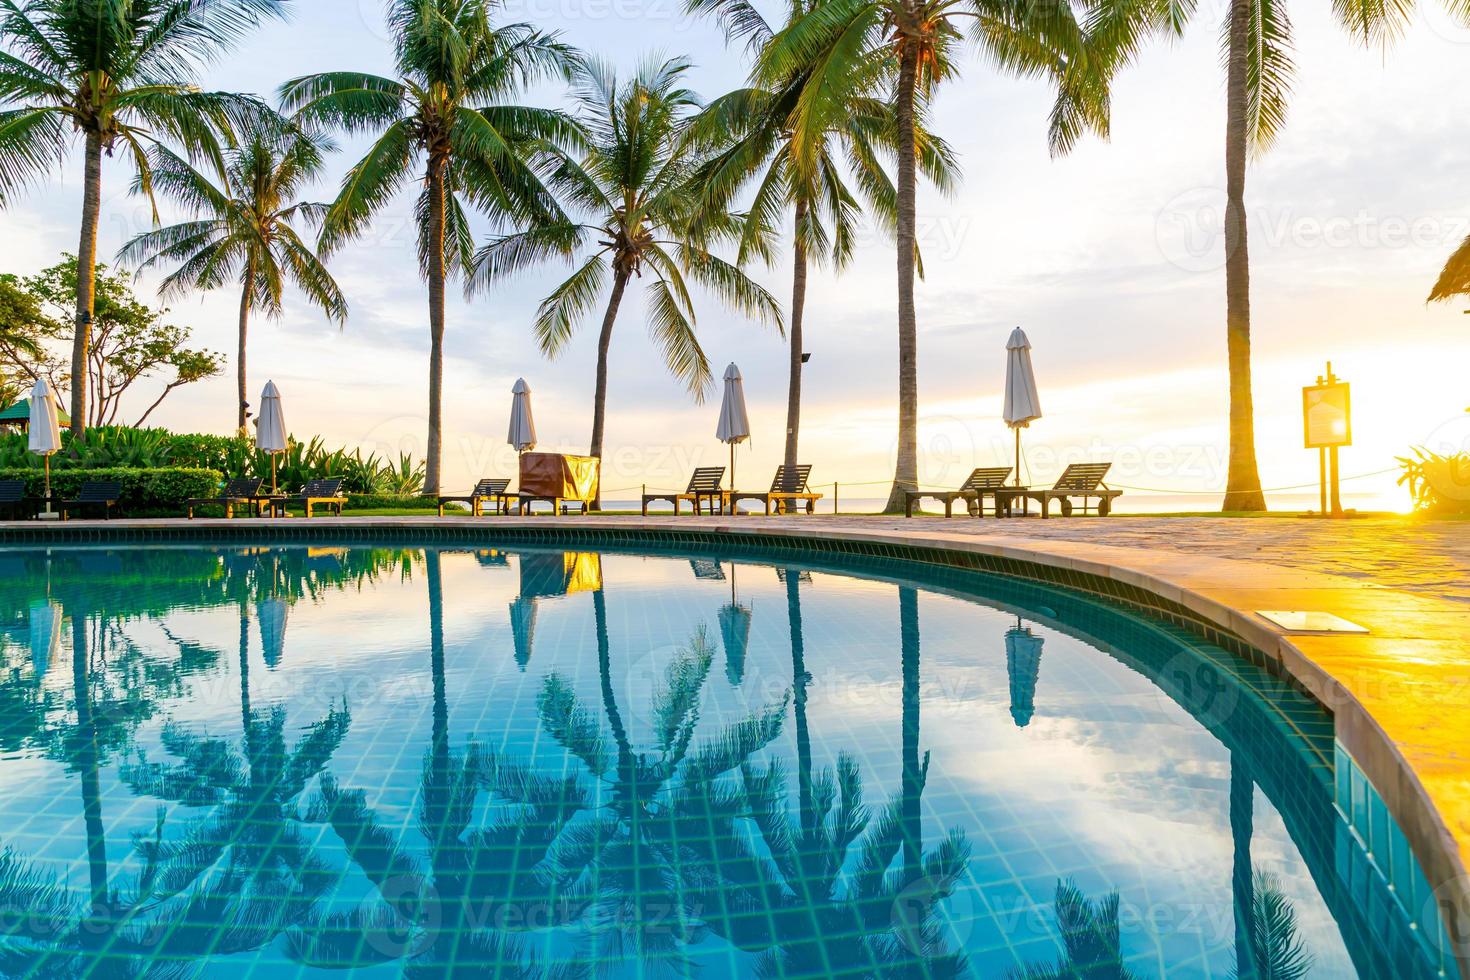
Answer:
[3,510,1467,973]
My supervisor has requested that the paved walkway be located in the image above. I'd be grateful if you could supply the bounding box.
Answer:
[741,514,1470,604]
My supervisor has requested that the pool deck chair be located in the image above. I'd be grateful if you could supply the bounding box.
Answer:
[729,465,823,515]
[903,466,1013,518]
[58,481,123,521]
[438,478,513,516]
[1004,462,1122,518]
[187,478,270,519]
[0,479,36,519]
[642,467,726,515]
[268,478,346,518]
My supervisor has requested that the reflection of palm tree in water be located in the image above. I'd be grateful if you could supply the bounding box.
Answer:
[298,549,597,975]
[1013,756,1310,979]
[686,582,970,978]
[115,583,350,961]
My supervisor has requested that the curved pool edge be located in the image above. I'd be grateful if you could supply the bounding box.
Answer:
[4,512,1467,973]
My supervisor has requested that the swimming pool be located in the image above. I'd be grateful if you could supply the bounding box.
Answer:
[0,540,1454,978]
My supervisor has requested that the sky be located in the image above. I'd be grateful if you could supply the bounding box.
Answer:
[3,0,1468,510]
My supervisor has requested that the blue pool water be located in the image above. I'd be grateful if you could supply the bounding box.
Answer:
[0,541,1455,978]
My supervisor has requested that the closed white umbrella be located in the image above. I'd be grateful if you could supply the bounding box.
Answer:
[256,381,288,493]
[28,378,61,517]
[715,363,750,490]
[1003,328,1042,487]
[508,378,537,453]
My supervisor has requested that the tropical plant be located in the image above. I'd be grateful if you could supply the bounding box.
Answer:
[0,274,50,403]
[118,119,347,430]
[686,0,958,474]
[0,0,287,435]
[1397,447,1470,515]
[280,0,580,495]
[756,0,1117,511]
[2,257,224,427]
[470,56,783,507]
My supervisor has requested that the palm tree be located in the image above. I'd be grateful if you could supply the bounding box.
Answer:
[757,0,1116,511]
[469,56,783,507]
[117,120,348,430]
[280,0,579,495]
[685,0,959,475]
[0,0,287,436]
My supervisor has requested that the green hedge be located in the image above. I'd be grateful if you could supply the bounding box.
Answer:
[0,467,222,513]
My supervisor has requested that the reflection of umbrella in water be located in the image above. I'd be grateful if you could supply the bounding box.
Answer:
[1005,616,1044,727]
[28,599,60,677]
[718,565,751,685]
[510,595,538,671]
[257,596,289,669]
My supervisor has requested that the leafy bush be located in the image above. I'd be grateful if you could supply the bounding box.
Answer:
[0,467,221,512]
[1398,449,1470,514]
[0,426,427,496]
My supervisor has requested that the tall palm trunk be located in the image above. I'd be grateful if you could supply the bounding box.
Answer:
[425,158,448,497]
[237,258,256,431]
[1222,0,1266,513]
[588,269,630,510]
[784,200,810,475]
[70,130,104,436]
[884,37,922,513]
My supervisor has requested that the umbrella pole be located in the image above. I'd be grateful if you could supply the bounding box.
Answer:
[730,444,735,492]
[44,454,50,501]
[271,454,277,495]
[1014,429,1022,487]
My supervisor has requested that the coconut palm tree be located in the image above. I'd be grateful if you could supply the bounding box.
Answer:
[469,56,783,507]
[0,0,287,436]
[756,0,1117,511]
[685,0,959,475]
[117,120,347,430]
[280,0,579,495]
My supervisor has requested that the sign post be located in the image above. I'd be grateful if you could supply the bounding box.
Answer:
[1303,362,1351,518]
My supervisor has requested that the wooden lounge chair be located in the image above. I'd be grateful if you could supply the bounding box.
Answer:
[641,467,726,515]
[58,481,123,521]
[187,477,269,519]
[0,479,36,520]
[438,478,513,516]
[267,478,346,518]
[1001,462,1122,518]
[903,466,1013,517]
[729,465,823,515]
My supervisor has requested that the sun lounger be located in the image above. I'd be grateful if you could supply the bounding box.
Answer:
[903,466,1014,517]
[0,479,37,520]
[58,481,123,520]
[642,467,726,515]
[267,478,346,518]
[729,465,823,515]
[438,478,513,516]
[1000,463,1122,518]
[188,477,271,519]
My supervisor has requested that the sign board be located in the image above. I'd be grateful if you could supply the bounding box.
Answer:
[1303,382,1351,449]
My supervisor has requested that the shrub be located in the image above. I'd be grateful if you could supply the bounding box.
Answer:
[1398,449,1470,515]
[0,467,221,513]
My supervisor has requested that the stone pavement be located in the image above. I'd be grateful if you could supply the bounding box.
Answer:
[744,513,1470,603]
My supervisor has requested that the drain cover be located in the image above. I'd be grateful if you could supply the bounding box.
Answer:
[1256,610,1370,634]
